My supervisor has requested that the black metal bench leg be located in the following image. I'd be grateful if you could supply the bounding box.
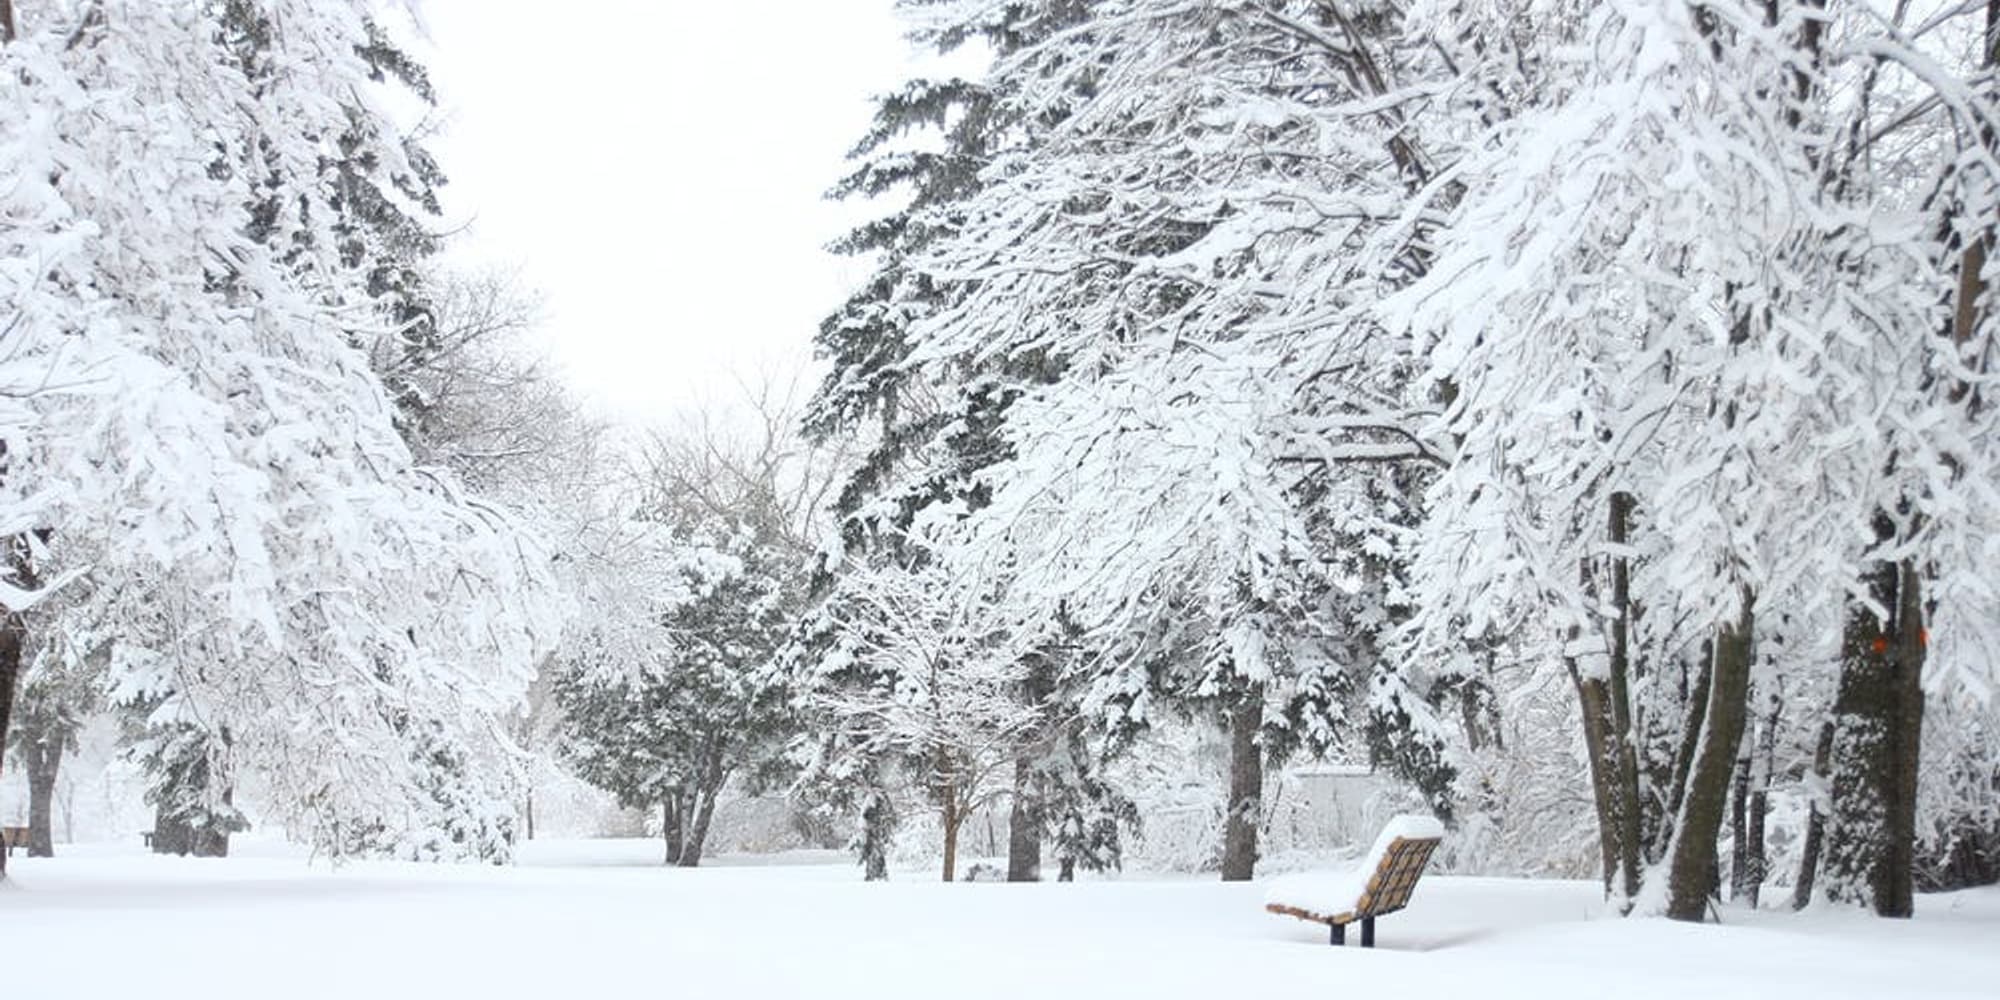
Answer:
[1331,922,1345,946]
[1361,917,1375,948]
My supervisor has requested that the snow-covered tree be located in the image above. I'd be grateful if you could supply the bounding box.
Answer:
[0,0,560,870]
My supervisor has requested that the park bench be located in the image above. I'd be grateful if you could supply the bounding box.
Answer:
[1264,814,1445,947]
[1,825,28,856]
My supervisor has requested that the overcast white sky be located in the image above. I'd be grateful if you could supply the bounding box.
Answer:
[414,1,919,425]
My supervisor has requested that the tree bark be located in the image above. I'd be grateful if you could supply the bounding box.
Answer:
[0,611,19,879]
[190,787,233,858]
[153,808,192,856]
[1604,492,1645,898]
[1660,643,1714,862]
[1219,686,1264,881]
[1793,720,1836,908]
[0,535,36,880]
[1825,543,1925,917]
[676,763,726,868]
[860,787,893,882]
[941,792,962,882]
[1665,594,1755,922]
[24,733,60,857]
[1571,665,1621,894]
[1006,756,1043,881]
[1729,748,1750,901]
[661,798,682,866]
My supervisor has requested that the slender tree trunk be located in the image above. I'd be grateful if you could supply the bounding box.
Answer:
[25,734,60,857]
[1219,686,1264,881]
[661,799,682,866]
[1729,748,1750,901]
[524,785,535,842]
[1793,720,1837,909]
[1666,594,1755,922]
[1660,644,1714,863]
[190,787,233,858]
[1605,492,1645,899]
[941,794,961,882]
[1007,756,1043,882]
[1571,664,1621,894]
[0,612,19,879]
[0,537,34,879]
[860,787,893,882]
[677,765,726,868]
[1739,688,1780,909]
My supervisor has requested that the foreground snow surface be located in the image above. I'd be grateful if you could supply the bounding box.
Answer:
[4,840,1996,1000]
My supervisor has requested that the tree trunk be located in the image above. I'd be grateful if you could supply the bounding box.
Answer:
[0,611,19,879]
[1007,756,1042,882]
[1568,493,1648,902]
[0,536,34,880]
[1604,491,1645,899]
[153,808,192,856]
[1825,546,1925,917]
[25,733,60,857]
[1729,747,1751,902]
[860,788,893,882]
[1571,665,1622,894]
[1219,686,1264,881]
[1793,720,1836,909]
[1659,643,1714,863]
[661,798,683,866]
[1665,594,1755,922]
[676,766,725,868]
[1740,685,1781,909]
[190,787,233,858]
[941,795,961,883]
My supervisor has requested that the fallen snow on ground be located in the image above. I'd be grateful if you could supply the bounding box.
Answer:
[3,838,1995,1000]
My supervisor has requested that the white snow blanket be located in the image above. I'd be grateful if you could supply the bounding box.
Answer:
[5,838,2000,999]
[1264,814,1446,919]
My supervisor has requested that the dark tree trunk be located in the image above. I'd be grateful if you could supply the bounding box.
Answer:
[661,798,683,866]
[0,536,34,879]
[1825,550,1925,918]
[941,791,962,882]
[1604,492,1645,898]
[1571,665,1621,894]
[860,791,893,882]
[676,762,726,868]
[1666,595,1755,922]
[25,734,60,857]
[1659,644,1715,864]
[1007,756,1043,882]
[153,808,192,856]
[1729,748,1752,902]
[1568,492,1647,902]
[1219,686,1264,882]
[190,787,234,858]
[1736,687,1779,908]
[1792,720,1837,909]
[0,611,18,879]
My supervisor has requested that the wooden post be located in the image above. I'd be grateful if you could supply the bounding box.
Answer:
[1361,917,1376,948]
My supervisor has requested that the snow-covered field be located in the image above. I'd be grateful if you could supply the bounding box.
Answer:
[3,839,1995,1000]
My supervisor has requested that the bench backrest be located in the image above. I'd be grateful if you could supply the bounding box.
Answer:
[1,826,29,847]
[1353,836,1441,918]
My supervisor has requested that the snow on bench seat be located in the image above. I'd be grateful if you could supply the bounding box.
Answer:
[1264,814,1445,946]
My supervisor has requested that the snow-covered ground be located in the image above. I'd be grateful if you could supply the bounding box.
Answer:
[3,839,1995,1000]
